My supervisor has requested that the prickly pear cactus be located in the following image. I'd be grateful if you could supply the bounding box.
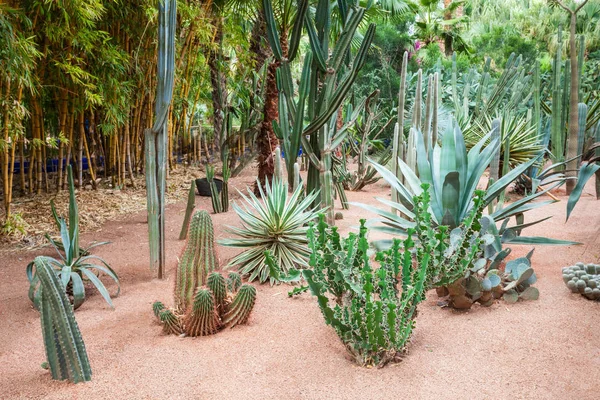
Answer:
[174,210,218,312]
[223,284,257,328]
[33,256,92,383]
[563,262,600,301]
[183,289,221,337]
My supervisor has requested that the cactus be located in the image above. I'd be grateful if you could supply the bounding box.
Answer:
[227,272,242,293]
[183,289,221,337]
[159,309,184,335]
[206,164,223,214]
[264,0,376,224]
[174,210,218,312]
[273,146,283,183]
[223,284,257,328]
[179,180,196,240]
[153,301,165,317]
[33,256,92,383]
[154,272,256,337]
[221,152,230,212]
[207,272,227,312]
[562,262,600,301]
[392,51,409,205]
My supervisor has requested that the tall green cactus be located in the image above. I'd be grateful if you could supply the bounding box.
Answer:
[221,152,230,212]
[145,0,176,278]
[206,164,223,214]
[264,0,376,224]
[179,180,196,240]
[174,210,218,312]
[34,256,92,383]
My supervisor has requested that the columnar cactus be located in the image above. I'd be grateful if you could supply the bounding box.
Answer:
[159,309,184,335]
[563,262,600,300]
[174,210,218,312]
[34,256,92,383]
[183,289,221,337]
[223,284,257,328]
[154,272,256,337]
[227,272,242,293]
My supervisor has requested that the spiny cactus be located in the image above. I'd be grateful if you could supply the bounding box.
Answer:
[154,272,256,337]
[153,301,165,317]
[227,272,242,293]
[159,309,184,335]
[207,272,227,312]
[174,210,218,312]
[183,289,221,337]
[223,284,257,328]
[34,256,92,383]
[563,262,600,301]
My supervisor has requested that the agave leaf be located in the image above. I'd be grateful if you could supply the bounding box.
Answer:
[566,163,600,221]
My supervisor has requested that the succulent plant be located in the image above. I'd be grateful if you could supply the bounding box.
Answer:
[33,256,92,383]
[563,262,600,301]
[152,301,165,317]
[174,210,218,311]
[227,272,242,293]
[183,289,221,337]
[223,284,257,329]
[159,308,184,335]
[153,272,256,337]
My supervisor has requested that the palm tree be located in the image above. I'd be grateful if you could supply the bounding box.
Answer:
[413,0,469,55]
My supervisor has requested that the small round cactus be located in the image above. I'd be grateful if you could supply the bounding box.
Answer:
[562,263,600,301]
[223,284,257,328]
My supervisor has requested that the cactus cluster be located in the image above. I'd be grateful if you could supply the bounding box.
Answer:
[174,210,218,312]
[33,256,92,383]
[154,271,257,337]
[563,262,600,300]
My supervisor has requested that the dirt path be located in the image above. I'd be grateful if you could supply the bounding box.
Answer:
[0,171,598,400]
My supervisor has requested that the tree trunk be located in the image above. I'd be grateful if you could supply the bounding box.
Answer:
[207,15,226,155]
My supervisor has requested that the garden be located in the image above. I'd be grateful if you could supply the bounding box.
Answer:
[0,0,599,399]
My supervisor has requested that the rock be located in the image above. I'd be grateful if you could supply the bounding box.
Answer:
[334,212,343,220]
[85,185,93,190]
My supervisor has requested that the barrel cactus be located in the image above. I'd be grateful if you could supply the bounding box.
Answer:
[153,272,256,337]
[174,210,218,312]
[563,262,600,301]
[33,256,92,383]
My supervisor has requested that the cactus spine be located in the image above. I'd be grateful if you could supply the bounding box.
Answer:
[223,284,257,328]
[34,256,92,383]
[174,210,218,312]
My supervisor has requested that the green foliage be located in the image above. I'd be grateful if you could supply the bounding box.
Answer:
[174,210,218,312]
[27,166,119,310]
[154,272,257,337]
[32,256,92,383]
[297,194,438,367]
[563,262,600,300]
[0,212,29,239]
[360,122,579,247]
[220,176,321,284]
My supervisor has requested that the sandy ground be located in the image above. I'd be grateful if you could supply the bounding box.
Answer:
[0,167,599,400]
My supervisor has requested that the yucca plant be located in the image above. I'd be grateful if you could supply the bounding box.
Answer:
[220,176,321,284]
[356,121,579,247]
[27,166,119,310]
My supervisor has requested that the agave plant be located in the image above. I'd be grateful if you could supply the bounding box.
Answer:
[220,176,321,284]
[356,122,578,247]
[26,166,119,310]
